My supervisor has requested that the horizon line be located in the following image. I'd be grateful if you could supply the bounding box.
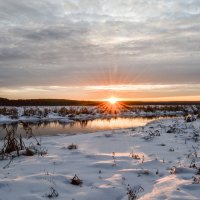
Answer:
[1,97,200,103]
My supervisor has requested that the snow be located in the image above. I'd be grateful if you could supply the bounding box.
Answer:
[0,106,185,124]
[0,118,200,199]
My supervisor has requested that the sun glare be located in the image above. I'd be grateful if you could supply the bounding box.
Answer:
[98,97,127,115]
[108,97,118,105]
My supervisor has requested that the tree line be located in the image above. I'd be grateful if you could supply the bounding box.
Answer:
[0,97,200,107]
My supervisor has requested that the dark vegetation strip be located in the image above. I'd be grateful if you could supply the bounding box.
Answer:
[1,97,200,107]
[0,98,99,106]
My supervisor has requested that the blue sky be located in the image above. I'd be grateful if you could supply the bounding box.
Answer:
[0,0,200,100]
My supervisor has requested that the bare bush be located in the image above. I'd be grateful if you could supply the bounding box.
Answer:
[0,127,25,158]
[193,176,200,184]
[71,174,82,186]
[67,143,78,150]
[47,187,59,198]
[127,185,144,200]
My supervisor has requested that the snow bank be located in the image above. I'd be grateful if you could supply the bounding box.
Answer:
[0,118,200,199]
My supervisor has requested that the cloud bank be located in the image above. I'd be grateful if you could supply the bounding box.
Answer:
[0,0,200,100]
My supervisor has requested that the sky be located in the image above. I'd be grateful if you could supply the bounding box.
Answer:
[0,0,200,101]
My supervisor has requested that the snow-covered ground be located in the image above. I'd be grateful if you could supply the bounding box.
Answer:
[0,118,200,199]
[0,106,185,124]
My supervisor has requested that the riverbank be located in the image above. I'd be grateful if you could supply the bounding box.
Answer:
[0,106,185,124]
[0,118,200,199]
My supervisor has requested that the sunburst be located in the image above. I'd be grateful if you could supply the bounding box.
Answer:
[98,97,129,115]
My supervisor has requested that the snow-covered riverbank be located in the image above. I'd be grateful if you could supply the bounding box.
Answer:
[0,118,200,199]
[0,105,186,124]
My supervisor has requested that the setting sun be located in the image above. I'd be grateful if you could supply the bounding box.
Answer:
[108,97,118,104]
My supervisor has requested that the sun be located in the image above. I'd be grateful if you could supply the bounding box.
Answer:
[108,97,118,105]
[98,97,127,115]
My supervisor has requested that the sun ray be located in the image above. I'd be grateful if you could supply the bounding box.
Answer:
[98,97,130,115]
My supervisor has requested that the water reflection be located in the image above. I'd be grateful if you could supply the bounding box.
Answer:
[0,116,169,139]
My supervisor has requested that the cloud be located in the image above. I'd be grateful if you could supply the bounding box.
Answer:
[0,0,200,99]
[85,84,200,92]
